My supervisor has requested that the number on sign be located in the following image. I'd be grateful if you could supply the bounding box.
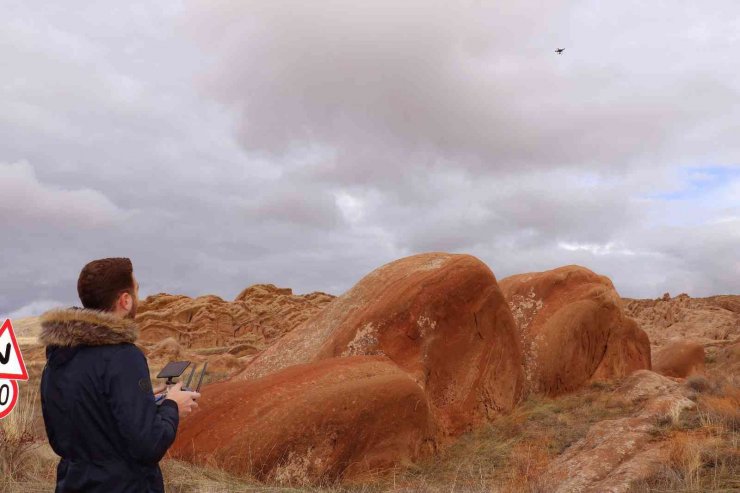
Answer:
[0,379,19,419]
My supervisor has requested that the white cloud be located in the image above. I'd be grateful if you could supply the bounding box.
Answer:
[334,191,365,225]
[0,161,123,228]
[189,0,740,179]
[558,241,639,256]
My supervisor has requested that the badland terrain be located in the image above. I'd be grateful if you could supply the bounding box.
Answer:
[3,253,738,492]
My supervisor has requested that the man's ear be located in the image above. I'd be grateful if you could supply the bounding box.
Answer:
[120,292,132,311]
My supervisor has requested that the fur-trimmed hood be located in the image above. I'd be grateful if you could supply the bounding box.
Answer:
[39,307,139,347]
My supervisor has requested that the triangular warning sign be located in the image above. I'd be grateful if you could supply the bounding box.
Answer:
[0,319,29,380]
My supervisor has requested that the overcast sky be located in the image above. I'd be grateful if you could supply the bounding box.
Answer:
[2,0,739,318]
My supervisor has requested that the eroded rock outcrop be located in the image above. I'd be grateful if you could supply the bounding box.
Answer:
[135,284,335,349]
[623,294,739,348]
[238,253,524,434]
[653,339,706,378]
[544,370,696,493]
[500,265,651,395]
[170,355,437,483]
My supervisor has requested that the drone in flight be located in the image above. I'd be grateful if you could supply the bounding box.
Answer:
[555,48,565,55]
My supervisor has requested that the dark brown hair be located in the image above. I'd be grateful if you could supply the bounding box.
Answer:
[77,257,135,311]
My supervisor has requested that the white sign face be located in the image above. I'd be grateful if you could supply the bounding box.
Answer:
[0,378,19,419]
[0,319,28,380]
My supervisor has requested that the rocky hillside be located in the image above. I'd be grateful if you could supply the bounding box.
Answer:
[136,283,335,350]
[624,293,739,382]
[623,293,739,347]
[6,261,738,492]
[5,316,40,338]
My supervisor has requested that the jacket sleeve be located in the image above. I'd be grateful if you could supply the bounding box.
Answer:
[105,344,179,465]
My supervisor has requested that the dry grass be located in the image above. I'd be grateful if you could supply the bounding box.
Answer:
[0,387,39,478]
[15,337,39,346]
[697,386,740,433]
[666,433,705,489]
[365,381,639,493]
[634,379,739,493]
[162,457,383,492]
[0,363,57,493]
[7,317,41,338]
[633,433,738,492]
[161,458,261,492]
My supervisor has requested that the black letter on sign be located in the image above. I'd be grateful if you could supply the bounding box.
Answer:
[0,383,8,406]
[0,343,10,365]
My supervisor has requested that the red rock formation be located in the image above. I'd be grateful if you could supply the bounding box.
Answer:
[169,355,436,484]
[135,284,335,349]
[172,253,524,483]
[591,317,652,382]
[136,336,246,382]
[623,294,739,348]
[652,339,706,378]
[499,265,651,395]
[543,370,696,492]
[238,253,524,434]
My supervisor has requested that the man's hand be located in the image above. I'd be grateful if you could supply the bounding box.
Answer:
[152,382,167,395]
[164,381,200,418]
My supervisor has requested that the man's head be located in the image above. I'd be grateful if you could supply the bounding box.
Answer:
[77,257,139,319]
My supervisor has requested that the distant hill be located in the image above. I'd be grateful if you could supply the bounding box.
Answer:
[623,294,739,347]
[8,316,41,338]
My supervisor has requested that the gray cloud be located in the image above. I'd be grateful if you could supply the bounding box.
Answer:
[1,1,738,318]
[0,161,123,228]
[191,0,740,178]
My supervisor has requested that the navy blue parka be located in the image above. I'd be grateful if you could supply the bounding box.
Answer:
[39,307,179,492]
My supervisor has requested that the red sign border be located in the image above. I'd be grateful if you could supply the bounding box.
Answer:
[0,379,19,419]
[0,319,29,381]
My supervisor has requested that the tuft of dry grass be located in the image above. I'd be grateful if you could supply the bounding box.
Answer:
[161,457,260,492]
[0,387,40,477]
[633,433,738,492]
[666,433,704,489]
[0,371,57,493]
[697,385,740,433]
[501,442,550,493]
[635,379,739,493]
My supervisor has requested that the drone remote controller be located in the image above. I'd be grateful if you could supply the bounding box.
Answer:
[154,360,208,406]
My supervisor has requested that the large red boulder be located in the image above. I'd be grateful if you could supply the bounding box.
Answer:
[652,339,705,378]
[499,265,651,395]
[172,253,524,483]
[169,356,436,483]
[237,252,524,434]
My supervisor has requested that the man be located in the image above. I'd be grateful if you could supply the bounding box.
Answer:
[39,257,200,492]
